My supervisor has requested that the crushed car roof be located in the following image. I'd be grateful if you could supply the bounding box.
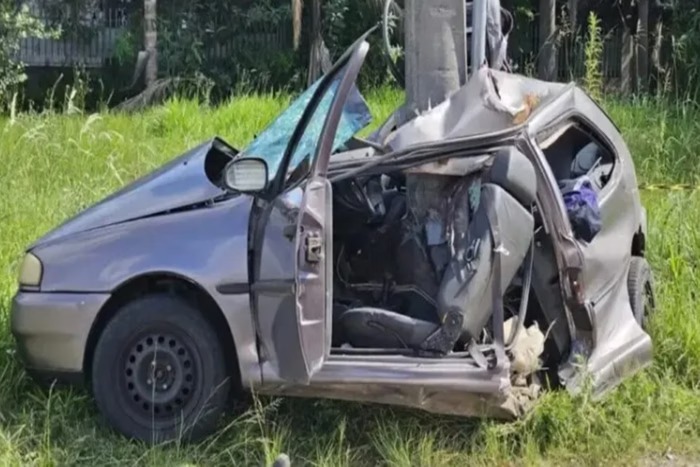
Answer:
[384,66,570,152]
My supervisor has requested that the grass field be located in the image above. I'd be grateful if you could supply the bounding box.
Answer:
[2,87,700,466]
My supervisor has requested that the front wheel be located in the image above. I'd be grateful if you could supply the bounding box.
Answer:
[91,294,232,443]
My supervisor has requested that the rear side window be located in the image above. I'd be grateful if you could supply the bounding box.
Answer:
[536,119,616,191]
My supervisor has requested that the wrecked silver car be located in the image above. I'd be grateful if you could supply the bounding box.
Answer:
[11,31,654,442]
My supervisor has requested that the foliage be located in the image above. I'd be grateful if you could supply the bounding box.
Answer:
[8,0,700,110]
[39,0,114,42]
[668,0,700,99]
[152,0,303,95]
[321,0,394,88]
[323,0,352,59]
[113,29,137,67]
[35,0,304,99]
[0,1,57,108]
[584,11,603,101]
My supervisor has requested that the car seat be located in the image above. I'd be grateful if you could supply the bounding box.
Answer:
[338,147,537,353]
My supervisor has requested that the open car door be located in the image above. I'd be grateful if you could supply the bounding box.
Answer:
[246,34,371,385]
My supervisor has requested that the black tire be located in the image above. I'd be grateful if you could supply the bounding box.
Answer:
[91,294,231,443]
[628,256,655,328]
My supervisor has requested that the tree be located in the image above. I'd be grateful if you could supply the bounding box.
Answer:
[538,0,557,80]
[306,0,330,84]
[649,0,673,92]
[618,0,652,94]
[636,0,649,91]
[618,0,638,94]
[567,0,578,31]
[0,1,54,107]
[144,0,157,86]
[290,0,330,84]
[293,0,302,50]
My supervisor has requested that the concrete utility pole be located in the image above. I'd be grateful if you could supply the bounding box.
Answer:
[396,0,489,304]
[403,0,486,114]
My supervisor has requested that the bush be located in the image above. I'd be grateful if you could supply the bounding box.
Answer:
[322,0,394,88]
[0,1,57,109]
[669,0,700,99]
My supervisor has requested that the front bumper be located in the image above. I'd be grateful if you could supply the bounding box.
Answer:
[11,291,109,383]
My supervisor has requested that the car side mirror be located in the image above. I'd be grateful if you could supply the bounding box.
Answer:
[223,157,269,193]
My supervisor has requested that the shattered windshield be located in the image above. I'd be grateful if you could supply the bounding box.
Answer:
[238,69,372,182]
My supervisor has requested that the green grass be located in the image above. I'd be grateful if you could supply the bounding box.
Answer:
[2,88,700,466]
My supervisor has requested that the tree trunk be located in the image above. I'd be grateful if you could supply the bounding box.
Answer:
[144,0,157,86]
[307,0,331,85]
[538,0,557,81]
[619,0,637,94]
[621,27,635,94]
[567,0,578,32]
[635,0,649,92]
[293,0,303,50]
[650,15,664,93]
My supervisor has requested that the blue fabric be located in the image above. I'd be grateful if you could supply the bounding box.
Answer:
[558,176,602,243]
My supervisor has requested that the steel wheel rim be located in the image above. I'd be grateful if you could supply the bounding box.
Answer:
[122,330,198,421]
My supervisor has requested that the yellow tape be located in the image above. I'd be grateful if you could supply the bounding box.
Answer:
[638,183,698,191]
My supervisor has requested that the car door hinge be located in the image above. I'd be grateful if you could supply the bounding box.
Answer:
[305,231,323,263]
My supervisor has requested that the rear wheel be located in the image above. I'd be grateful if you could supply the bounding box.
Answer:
[628,256,655,328]
[91,294,231,443]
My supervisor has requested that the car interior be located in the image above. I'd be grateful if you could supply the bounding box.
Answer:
[538,119,616,190]
[326,148,538,357]
[322,119,616,369]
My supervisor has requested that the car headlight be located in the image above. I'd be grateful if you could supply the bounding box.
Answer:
[18,252,43,287]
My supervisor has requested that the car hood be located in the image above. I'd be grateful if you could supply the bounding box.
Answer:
[31,138,238,248]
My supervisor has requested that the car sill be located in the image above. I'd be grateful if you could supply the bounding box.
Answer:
[329,348,479,362]
[311,358,509,393]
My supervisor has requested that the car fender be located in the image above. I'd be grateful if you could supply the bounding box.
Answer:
[32,195,262,386]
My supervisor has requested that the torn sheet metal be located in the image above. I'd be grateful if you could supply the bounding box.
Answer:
[386,67,568,153]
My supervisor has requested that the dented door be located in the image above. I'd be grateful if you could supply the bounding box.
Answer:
[252,37,370,384]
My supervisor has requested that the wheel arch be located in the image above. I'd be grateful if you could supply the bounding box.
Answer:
[83,271,241,389]
[632,206,647,257]
[631,227,646,257]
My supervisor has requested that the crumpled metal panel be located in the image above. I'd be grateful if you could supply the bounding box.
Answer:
[260,381,541,420]
[386,67,568,153]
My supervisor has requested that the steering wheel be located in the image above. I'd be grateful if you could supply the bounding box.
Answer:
[349,178,379,218]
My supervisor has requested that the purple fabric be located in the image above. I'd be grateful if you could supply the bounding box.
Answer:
[558,176,602,243]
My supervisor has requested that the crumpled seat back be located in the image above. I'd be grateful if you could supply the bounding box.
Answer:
[427,147,537,350]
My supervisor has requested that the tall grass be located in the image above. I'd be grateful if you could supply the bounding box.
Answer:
[583,12,603,101]
[1,87,700,465]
